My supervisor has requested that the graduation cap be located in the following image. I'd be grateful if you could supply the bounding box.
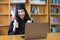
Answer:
[16,3,25,10]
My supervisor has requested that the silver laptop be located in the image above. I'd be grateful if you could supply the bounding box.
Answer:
[25,23,48,39]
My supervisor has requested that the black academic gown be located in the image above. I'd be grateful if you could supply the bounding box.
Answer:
[8,20,26,35]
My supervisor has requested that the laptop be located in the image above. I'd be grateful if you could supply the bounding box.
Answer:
[25,23,48,39]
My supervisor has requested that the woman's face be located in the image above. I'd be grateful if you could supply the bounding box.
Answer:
[18,9,25,19]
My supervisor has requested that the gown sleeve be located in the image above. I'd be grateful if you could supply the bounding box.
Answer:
[8,21,15,35]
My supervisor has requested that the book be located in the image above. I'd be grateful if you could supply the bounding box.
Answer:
[53,0,56,4]
[53,16,58,23]
[51,6,54,14]
[55,0,58,4]
[30,0,40,4]
[50,16,54,24]
[53,7,58,14]
[50,0,58,4]
[51,25,58,33]
[31,7,40,14]
[10,0,26,3]
[30,0,45,4]
[50,16,58,24]
[40,0,45,4]
[51,6,58,14]
[50,0,53,4]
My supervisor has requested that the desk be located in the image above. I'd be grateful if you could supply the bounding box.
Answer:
[0,33,60,40]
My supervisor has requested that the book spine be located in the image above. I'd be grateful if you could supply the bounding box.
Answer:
[51,0,53,4]
[50,16,53,24]
[40,0,45,4]
[53,0,55,4]
[51,6,54,14]
[55,0,58,4]
[10,0,26,3]
[51,25,58,33]
[54,7,58,14]
[53,16,58,23]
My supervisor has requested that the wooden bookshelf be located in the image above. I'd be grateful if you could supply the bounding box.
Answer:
[50,0,60,32]
[0,0,10,35]
[51,23,60,25]
[51,4,60,6]
[31,14,47,16]
[0,0,9,2]
[51,14,60,16]
[30,0,48,22]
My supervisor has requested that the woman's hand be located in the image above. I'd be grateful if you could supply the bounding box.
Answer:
[13,20,18,32]
[27,20,32,23]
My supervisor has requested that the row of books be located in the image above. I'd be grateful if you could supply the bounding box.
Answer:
[51,25,58,32]
[50,16,58,24]
[50,6,58,14]
[30,0,45,4]
[10,0,26,3]
[51,0,59,4]
[31,7,40,14]
[10,0,46,4]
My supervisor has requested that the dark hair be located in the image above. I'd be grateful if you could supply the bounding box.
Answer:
[15,3,31,23]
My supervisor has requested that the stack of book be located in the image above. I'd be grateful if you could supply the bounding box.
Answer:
[10,0,26,3]
[30,0,45,4]
[51,25,58,33]
[51,0,59,4]
[51,6,58,14]
[31,7,40,14]
[50,16,58,24]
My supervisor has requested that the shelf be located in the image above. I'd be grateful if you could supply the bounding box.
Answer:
[31,4,47,6]
[0,24,9,27]
[0,2,9,4]
[51,14,60,16]
[0,13,9,16]
[10,3,16,5]
[0,0,9,2]
[31,14,47,16]
[51,23,60,25]
[10,0,26,4]
[51,4,60,6]
[10,2,28,5]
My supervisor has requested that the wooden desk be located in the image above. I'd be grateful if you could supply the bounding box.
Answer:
[0,33,60,40]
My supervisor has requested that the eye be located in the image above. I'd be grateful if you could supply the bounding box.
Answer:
[18,11,20,13]
[21,10,25,13]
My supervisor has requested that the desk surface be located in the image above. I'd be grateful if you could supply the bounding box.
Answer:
[0,33,60,40]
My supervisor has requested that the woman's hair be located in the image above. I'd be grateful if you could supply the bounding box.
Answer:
[15,3,31,23]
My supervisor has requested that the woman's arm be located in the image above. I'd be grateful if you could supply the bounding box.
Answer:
[8,21,15,35]
[8,20,18,35]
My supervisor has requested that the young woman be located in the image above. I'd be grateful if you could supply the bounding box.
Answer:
[8,3,32,35]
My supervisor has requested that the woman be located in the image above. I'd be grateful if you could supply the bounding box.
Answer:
[8,3,32,35]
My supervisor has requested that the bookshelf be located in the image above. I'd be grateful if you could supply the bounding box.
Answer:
[0,0,10,35]
[30,0,49,22]
[50,0,60,33]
